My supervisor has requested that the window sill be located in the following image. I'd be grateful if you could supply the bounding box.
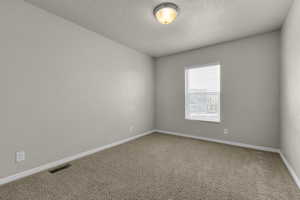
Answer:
[185,117,221,124]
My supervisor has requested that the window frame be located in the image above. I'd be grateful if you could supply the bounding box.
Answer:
[184,62,222,123]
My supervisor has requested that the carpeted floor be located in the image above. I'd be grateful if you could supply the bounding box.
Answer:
[0,133,299,200]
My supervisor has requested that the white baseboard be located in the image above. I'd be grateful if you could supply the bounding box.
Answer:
[279,152,300,189]
[0,130,155,186]
[155,129,280,153]
[2,130,299,190]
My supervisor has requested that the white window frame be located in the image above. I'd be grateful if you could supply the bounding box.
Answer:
[185,62,221,123]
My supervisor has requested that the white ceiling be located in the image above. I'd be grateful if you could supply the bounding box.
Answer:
[25,0,293,57]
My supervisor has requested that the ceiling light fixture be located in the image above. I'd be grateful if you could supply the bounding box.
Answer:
[153,2,179,25]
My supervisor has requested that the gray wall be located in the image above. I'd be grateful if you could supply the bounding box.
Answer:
[155,31,280,148]
[281,0,300,179]
[0,0,154,178]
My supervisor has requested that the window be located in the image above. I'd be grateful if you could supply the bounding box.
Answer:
[185,63,221,122]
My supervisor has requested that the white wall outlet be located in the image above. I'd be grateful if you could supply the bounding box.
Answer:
[129,126,135,133]
[224,129,229,135]
[16,151,25,162]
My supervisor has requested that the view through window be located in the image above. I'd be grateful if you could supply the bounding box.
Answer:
[185,64,221,122]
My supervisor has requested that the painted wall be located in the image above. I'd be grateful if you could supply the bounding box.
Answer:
[155,31,280,148]
[0,0,154,178]
[281,0,300,180]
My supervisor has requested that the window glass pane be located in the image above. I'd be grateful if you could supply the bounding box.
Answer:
[185,64,220,122]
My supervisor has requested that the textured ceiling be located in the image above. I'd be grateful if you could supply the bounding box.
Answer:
[25,0,293,57]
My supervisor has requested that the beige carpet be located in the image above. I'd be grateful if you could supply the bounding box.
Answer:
[0,133,299,200]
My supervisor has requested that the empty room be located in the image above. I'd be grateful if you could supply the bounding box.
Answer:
[1,0,300,199]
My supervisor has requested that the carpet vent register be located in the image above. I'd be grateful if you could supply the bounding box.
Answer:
[49,163,71,174]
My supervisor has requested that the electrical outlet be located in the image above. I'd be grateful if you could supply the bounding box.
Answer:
[224,129,229,135]
[129,126,135,133]
[16,151,25,162]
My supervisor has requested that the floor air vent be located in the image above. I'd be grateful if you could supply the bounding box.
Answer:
[49,163,71,174]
